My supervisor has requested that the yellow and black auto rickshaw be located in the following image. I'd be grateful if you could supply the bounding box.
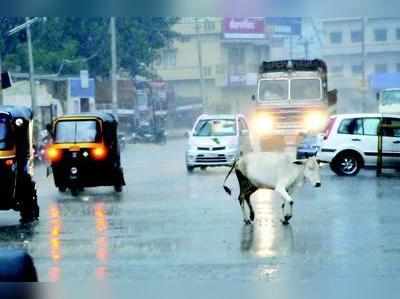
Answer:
[0,106,39,222]
[47,113,125,196]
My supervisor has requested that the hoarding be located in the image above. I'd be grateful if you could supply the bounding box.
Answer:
[223,18,265,39]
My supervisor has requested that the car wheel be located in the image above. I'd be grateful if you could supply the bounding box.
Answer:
[186,165,194,173]
[331,152,362,176]
[70,188,79,197]
[19,178,39,223]
[200,166,207,171]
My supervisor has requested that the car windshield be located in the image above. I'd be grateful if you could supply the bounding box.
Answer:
[259,79,289,101]
[193,119,236,137]
[55,120,100,143]
[291,79,322,100]
[0,116,12,150]
[382,90,400,105]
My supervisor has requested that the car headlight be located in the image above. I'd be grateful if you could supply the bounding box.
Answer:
[254,114,273,134]
[304,112,327,132]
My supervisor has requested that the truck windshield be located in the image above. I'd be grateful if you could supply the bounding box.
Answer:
[291,79,322,100]
[193,119,236,137]
[55,120,101,143]
[382,90,400,105]
[0,117,12,150]
[259,79,289,101]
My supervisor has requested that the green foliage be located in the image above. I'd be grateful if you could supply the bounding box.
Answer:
[0,17,179,78]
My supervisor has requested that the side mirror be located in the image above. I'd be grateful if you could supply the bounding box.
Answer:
[327,89,338,107]
[184,130,191,138]
[251,95,256,101]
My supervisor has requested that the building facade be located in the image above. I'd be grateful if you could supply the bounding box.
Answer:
[321,17,400,98]
[153,18,291,116]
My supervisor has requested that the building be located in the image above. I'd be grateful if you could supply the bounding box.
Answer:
[321,17,400,107]
[153,18,293,116]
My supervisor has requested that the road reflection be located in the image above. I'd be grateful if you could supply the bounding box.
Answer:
[48,203,62,282]
[95,202,109,280]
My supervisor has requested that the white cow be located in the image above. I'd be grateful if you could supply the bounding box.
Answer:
[223,152,321,225]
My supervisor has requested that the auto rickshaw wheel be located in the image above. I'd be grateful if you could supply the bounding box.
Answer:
[70,188,80,197]
[19,178,40,223]
[58,186,67,193]
[114,184,123,193]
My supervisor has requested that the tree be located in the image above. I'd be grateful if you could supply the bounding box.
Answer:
[0,17,179,78]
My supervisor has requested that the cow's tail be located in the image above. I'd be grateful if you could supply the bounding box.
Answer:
[223,160,237,197]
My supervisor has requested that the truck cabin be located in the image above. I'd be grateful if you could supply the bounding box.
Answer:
[256,60,328,104]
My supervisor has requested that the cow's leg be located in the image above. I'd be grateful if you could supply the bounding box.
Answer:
[275,185,294,225]
[245,188,257,222]
[239,194,251,225]
[236,170,256,225]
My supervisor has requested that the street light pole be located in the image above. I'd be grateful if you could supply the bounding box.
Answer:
[26,17,37,118]
[110,17,118,119]
[195,18,206,112]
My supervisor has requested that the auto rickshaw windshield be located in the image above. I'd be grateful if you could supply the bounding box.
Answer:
[0,116,12,150]
[54,120,101,143]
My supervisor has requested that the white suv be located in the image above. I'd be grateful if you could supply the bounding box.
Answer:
[317,113,400,176]
[185,114,252,172]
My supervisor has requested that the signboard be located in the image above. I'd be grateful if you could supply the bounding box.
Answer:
[223,18,265,39]
[265,17,302,36]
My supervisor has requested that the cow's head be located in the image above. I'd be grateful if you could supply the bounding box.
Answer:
[294,156,321,188]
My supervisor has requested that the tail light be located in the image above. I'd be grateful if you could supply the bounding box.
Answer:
[92,146,107,160]
[323,117,336,140]
[4,159,14,167]
[47,146,62,162]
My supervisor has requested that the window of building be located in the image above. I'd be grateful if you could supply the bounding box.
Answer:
[351,30,362,43]
[375,64,387,74]
[204,20,216,32]
[163,50,177,67]
[329,32,342,44]
[352,65,363,75]
[374,28,388,42]
[203,66,212,77]
[228,47,245,74]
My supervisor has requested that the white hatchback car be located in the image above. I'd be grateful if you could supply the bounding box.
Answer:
[185,114,252,172]
[317,113,400,176]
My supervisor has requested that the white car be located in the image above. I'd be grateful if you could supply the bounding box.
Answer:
[317,113,400,176]
[185,114,252,172]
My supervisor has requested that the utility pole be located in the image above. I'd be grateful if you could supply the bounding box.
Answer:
[110,17,118,119]
[361,16,367,112]
[26,17,37,118]
[195,18,206,112]
[0,55,3,105]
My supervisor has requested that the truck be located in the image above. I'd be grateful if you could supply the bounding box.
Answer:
[252,59,337,150]
[377,88,400,114]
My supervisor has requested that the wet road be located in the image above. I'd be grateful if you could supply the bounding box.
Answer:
[1,139,400,288]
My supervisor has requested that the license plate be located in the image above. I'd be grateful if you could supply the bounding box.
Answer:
[206,153,218,158]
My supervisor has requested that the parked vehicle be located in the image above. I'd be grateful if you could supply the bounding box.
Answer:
[296,134,321,159]
[47,113,126,196]
[317,113,400,176]
[0,106,39,222]
[185,114,252,172]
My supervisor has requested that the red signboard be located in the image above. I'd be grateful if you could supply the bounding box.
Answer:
[223,18,265,39]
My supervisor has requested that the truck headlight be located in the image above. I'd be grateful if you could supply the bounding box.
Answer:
[304,112,327,132]
[255,114,273,134]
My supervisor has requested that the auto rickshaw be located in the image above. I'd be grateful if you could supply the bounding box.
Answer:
[0,106,39,222]
[47,113,125,196]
